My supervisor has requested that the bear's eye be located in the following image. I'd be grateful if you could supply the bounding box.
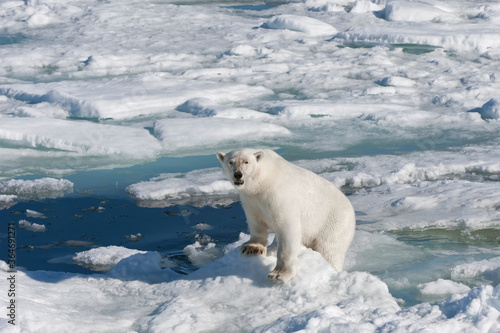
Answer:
[229,161,234,165]
[244,161,249,164]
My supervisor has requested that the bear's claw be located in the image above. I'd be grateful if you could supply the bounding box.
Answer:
[241,243,266,256]
[268,268,294,283]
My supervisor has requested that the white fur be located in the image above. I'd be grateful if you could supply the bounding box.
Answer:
[217,148,356,283]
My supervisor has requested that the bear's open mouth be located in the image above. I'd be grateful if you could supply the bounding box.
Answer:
[234,179,244,186]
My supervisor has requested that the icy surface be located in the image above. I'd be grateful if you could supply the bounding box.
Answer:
[1,239,499,332]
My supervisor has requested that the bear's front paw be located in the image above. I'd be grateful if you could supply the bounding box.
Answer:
[268,268,295,284]
[241,243,266,256]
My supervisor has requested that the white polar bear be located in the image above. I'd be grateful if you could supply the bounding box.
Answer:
[217,148,355,283]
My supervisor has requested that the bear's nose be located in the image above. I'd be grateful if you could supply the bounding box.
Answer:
[234,171,243,180]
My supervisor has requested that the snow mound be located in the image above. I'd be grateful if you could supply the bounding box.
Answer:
[153,118,291,152]
[0,118,161,158]
[478,98,500,120]
[263,14,338,36]
[0,177,73,200]
[73,246,147,272]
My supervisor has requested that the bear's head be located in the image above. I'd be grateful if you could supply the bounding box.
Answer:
[217,149,264,190]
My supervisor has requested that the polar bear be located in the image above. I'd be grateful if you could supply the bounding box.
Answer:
[217,148,355,283]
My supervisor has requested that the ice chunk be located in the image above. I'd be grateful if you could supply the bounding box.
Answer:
[452,257,500,284]
[26,209,47,219]
[0,118,161,158]
[0,75,273,120]
[0,177,73,200]
[74,246,147,272]
[183,241,222,267]
[19,219,46,232]
[263,14,338,36]
[418,279,471,295]
[153,118,291,152]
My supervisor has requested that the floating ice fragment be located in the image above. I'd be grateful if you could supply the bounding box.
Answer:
[125,233,144,242]
[193,222,213,230]
[263,14,338,36]
[19,219,46,232]
[183,241,222,267]
[26,209,47,219]
[74,245,147,272]
[418,279,471,295]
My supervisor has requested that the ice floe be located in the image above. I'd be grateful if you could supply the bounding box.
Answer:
[153,118,291,153]
[0,177,73,200]
[0,75,273,120]
[1,238,498,333]
[0,118,161,158]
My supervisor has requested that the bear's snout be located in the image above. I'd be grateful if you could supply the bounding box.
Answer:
[233,171,244,186]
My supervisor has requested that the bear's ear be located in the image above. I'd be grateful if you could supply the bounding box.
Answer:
[216,152,225,162]
[254,151,264,162]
